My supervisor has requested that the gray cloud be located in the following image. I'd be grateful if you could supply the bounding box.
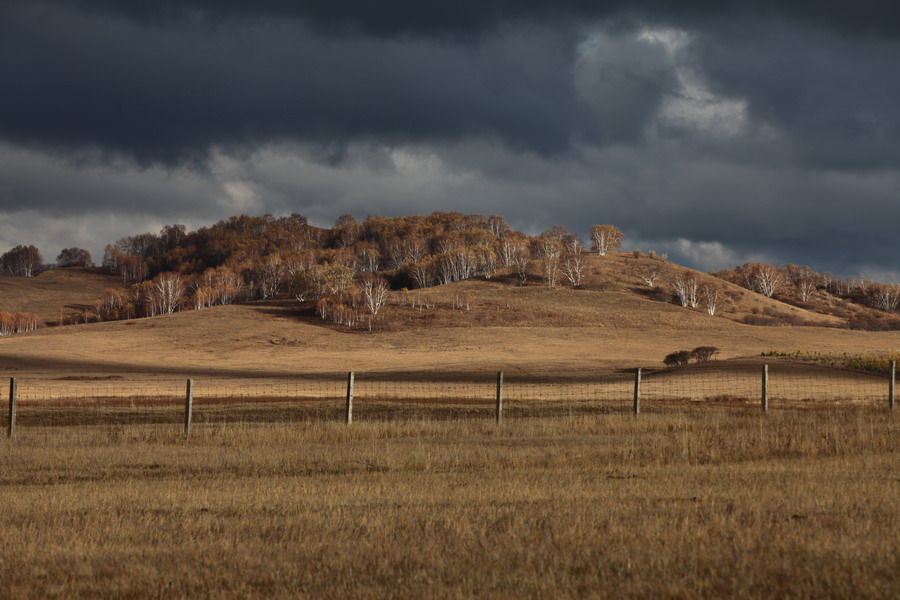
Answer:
[0,1,899,280]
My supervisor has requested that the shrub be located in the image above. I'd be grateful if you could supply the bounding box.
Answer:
[692,346,719,362]
[663,350,694,367]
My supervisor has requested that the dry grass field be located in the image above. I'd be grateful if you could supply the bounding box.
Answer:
[2,264,900,597]
[0,268,122,324]
[2,410,898,598]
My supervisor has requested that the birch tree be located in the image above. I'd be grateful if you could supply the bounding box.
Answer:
[358,274,390,316]
[590,225,623,256]
[562,254,586,288]
[701,284,719,316]
[672,272,700,308]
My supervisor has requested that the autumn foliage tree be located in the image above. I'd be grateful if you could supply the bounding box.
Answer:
[1,245,43,277]
[590,225,623,256]
[57,247,93,268]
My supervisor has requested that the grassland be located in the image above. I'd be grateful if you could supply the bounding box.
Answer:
[2,409,898,598]
[0,268,122,324]
[2,263,900,597]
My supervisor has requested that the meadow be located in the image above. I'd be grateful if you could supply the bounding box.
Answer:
[2,265,900,597]
[2,408,898,598]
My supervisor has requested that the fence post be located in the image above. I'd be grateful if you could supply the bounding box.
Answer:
[633,368,641,415]
[890,361,896,411]
[345,372,354,425]
[183,379,193,435]
[761,364,769,413]
[495,372,504,424]
[7,377,16,438]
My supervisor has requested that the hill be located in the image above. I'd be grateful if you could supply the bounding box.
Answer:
[0,267,125,324]
[1,256,899,379]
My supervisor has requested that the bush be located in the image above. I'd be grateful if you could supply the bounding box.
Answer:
[692,346,719,362]
[663,350,694,367]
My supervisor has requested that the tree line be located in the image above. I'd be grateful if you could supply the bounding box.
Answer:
[69,213,624,327]
[4,211,900,332]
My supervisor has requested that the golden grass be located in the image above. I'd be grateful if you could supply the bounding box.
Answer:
[2,410,898,598]
[0,268,123,324]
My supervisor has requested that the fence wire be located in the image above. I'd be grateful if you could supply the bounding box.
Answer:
[3,362,894,430]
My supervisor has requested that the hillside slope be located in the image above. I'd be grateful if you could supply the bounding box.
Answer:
[0,268,124,324]
[1,254,895,378]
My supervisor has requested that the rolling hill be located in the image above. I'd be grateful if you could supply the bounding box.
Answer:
[1,255,898,379]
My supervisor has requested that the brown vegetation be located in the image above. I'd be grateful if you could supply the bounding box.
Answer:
[1,411,897,598]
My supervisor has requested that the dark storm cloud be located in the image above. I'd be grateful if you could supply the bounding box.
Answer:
[691,20,900,170]
[38,0,900,37]
[0,1,589,165]
[3,0,899,166]
[2,0,900,280]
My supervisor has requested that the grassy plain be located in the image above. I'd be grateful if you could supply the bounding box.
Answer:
[2,264,900,597]
[2,409,898,598]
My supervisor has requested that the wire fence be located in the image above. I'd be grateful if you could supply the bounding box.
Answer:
[3,361,896,433]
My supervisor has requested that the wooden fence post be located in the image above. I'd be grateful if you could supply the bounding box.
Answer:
[183,379,193,435]
[890,360,896,411]
[495,372,504,424]
[7,377,16,438]
[761,364,769,413]
[633,368,641,415]
[345,372,354,425]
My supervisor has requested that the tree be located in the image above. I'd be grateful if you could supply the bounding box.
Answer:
[786,265,820,302]
[869,283,900,312]
[590,225,623,256]
[672,272,700,308]
[358,274,390,316]
[534,237,562,287]
[1,245,43,277]
[57,247,93,268]
[150,272,186,315]
[701,284,719,316]
[562,254,586,288]
[255,253,286,299]
[512,243,531,285]
[639,268,661,288]
[407,257,437,289]
[692,346,719,362]
[663,350,693,367]
[733,262,782,298]
[488,215,511,239]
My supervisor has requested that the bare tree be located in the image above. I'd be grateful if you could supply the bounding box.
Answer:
[786,265,820,301]
[151,272,186,315]
[256,253,286,299]
[751,264,781,298]
[358,274,390,316]
[535,237,562,287]
[701,284,719,316]
[869,283,900,312]
[672,272,700,308]
[407,257,437,289]
[562,254,586,288]
[563,234,584,255]
[640,269,661,288]
[590,225,623,256]
[512,244,531,285]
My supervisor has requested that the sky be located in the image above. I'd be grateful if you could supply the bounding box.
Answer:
[1,1,899,279]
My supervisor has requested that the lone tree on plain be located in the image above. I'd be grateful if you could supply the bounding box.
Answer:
[590,225,623,256]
